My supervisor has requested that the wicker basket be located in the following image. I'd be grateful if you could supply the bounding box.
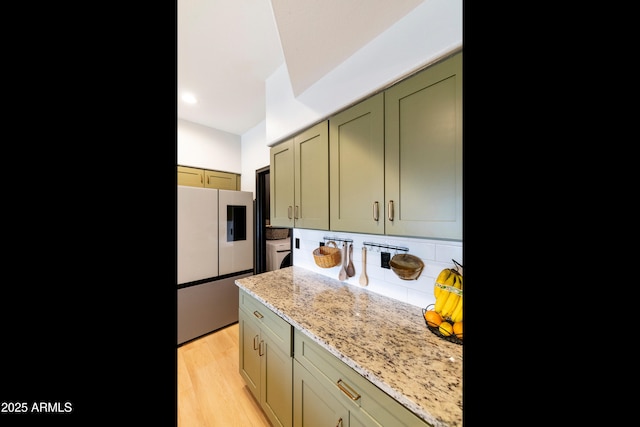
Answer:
[312,241,342,268]
[265,227,289,240]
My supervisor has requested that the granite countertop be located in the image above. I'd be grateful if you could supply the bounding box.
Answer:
[235,266,462,427]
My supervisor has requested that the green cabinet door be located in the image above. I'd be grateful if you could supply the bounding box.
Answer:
[239,308,261,398]
[294,360,347,427]
[329,93,385,234]
[384,52,462,240]
[205,170,239,190]
[270,139,295,227]
[239,291,293,427]
[177,165,205,187]
[293,328,431,427]
[261,325,293,427]
[294,121,329,230]
[294,360,378,427]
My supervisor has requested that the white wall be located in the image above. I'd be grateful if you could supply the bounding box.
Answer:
[265,0,462,145]
[292,229,462,308]
[177,118,242,174]
[240,120,271,196]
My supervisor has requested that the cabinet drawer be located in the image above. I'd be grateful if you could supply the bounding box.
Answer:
[240,290,292,356]
[294,329,431,427]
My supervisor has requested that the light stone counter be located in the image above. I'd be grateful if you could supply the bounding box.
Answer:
[235,266,462,427]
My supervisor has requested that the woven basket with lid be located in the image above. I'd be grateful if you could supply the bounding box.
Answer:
[265,227,289,240]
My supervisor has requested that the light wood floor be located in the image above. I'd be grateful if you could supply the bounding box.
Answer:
[178,322,272,427]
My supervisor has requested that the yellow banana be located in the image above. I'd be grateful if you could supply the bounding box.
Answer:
[434,270,456,313]
[440,294,458,319]
[434,268,452,299]
[450,295,463,323]
[440,273,462,319]
[451,273,463,322]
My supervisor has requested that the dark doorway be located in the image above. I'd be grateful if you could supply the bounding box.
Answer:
[255,165,270,274]
[255,165,293,274]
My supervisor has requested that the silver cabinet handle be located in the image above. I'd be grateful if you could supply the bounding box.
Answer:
[259,340,264,356]
[373,201,379,221]
[388,200,394,221]
[253,335,259,350]
[294,205,299,219]
[336,418,343,427]
[336,379,361,401]
[253,310,264,319]
[287,206,292,219]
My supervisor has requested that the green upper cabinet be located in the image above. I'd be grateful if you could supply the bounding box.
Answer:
[204,169,240,190]
[178,165,240,190]
[270,121,329,230]
[270,139,295,228]
[270,52,461,239]
[329,93,385,234]
[177,165,205,187]
[384,52,462,240]
[294,121,329,230]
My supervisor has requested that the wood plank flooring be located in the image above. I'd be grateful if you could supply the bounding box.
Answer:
[178,322,272,427]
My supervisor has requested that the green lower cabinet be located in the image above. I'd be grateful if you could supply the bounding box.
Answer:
[238,292,293,427]
[293,329,432,427]
[239,308,262,397]
[238,291,432,427]
[262,337,293,427]
[294,359,379,427]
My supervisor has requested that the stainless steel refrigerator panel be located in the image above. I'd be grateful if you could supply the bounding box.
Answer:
[177,272,253,345]
[177,186,219,284]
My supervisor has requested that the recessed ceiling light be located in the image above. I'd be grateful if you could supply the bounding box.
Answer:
[181,92,197,104]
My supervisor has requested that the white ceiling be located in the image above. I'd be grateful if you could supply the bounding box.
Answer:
[177,0,425,136]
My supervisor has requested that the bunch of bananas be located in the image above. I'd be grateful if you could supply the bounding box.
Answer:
[433,268,463,323]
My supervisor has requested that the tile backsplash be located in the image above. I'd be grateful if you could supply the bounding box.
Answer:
[291,228,462,308]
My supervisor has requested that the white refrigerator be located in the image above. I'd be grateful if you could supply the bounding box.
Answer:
[177,186,254,345]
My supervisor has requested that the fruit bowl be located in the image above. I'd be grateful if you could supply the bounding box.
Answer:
[422,304,462,345]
